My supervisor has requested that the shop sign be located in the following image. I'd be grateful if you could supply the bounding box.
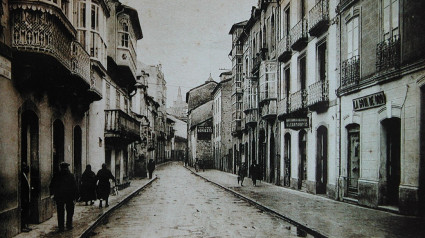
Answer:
[197,126,212,140]
[285,118,309,129]
[353,91,386,111]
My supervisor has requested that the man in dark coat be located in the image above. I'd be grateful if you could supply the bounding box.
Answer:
[250,162,258,187]
[96,163,115,208]
[49,162,78,232]
[21,163,31,232]
[147,159,156,179]
[80,164,97,206]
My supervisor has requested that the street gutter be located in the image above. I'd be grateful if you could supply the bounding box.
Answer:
[185,166,327,238]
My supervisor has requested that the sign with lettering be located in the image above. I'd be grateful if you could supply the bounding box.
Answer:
[197,126,212,140]
[353,92,386,111]
[284,118,309,129]
[0,55,11,79]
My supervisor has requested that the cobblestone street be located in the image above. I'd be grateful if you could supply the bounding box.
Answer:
[91,162,313,237]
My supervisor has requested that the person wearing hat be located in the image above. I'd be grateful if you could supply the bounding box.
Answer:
[49,162,78,232]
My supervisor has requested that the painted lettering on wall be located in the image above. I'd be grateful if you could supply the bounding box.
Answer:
[353,92,386,111]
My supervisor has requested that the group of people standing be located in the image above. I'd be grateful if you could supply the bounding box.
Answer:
[238,161,262,187]
[48,163,115,232]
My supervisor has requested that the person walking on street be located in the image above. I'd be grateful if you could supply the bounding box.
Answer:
[80,165,97,206]
[250,162,258,187]
[147,159,156,179]
[49,162,78,232]
[21,163,32,232]
[96,163,115,208]
[195,158,199,172]
[238,162,247,186]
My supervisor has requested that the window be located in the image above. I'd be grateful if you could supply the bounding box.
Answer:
[347,16,359,59]
[382,0,399,39]
[299,56,306,90]
[121,22,129,47]
[91,4,99,31]
[285,6,291,36]
[317,41,327,82]
[79,2,86,28]
[284,66,290,97]
[116,90,121,109]
[300,0,307,19]
[106,83,110,109]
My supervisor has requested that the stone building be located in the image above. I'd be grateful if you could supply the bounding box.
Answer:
[229,21,247,174]
[165,114,187,161]
[0,1,144,236]
[167,86,188,122]
[186,75,217,168]
[336,0,425,215]
[212,72,233,172]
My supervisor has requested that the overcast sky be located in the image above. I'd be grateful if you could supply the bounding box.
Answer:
[121,0,257,106]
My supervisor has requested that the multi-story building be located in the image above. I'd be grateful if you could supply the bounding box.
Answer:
[88,0,142,188]
[336,0,425,215]
[186,75,217,167]
[212,72,232,172]
[0,0,142,236]
[229,21,247,174]
[165,113,187,161]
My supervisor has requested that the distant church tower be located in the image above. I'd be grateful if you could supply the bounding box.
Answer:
[168,86,188,122]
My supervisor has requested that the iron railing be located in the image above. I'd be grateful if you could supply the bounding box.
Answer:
[290,89,307,112]
[341,55,360,88]
[277,35,291,61]
[308,0,329,35]
[307,80,329,107]
[260,100,277,119]
[290,17,308,50]
[278,97,290,116]
[376,35,400,72]
[105,109,141,140]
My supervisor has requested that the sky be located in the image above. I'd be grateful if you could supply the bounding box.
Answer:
[121,0,258,106]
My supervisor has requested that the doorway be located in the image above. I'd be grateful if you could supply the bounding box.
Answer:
[347,124,360,198]
[21,110,40,223]
[270,133,275,183]
[382,118,401,205]
[316,126,328,194]
[73,126,82,188]
[53,120,65,177]
[284,133,291,187]
[299,130,307,190]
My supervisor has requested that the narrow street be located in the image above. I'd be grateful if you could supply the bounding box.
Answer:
[90,162,313,237]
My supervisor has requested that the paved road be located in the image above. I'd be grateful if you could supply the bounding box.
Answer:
[91,162,313,237]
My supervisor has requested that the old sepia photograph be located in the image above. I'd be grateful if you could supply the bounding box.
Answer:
[0,0,425,237]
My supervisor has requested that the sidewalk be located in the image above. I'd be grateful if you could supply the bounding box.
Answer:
[188,167,425,238]
[14,177,156,238]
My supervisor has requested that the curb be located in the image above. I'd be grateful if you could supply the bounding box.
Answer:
[79,177,158,238]
[185,166,327,238]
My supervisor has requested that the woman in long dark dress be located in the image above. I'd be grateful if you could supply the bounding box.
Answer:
[80,165,96,205]
[96,163,115,208]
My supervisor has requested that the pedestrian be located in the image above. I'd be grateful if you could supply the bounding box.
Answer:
[184,156,188,167]
[194,158,200,172]
[80,165,96,206]
[96,163,115,208]
[238,162,247,186]
[21,163,32,232]
[147,159,156,179]
[250,161,258,186]
[49,162,78,232]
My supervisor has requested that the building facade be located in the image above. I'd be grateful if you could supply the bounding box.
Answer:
[212,72,232,172]
[186,76,217,168]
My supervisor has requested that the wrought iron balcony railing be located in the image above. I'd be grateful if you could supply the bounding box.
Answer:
[277,35,292,62]
[105,109,141,142]
[290,17,308,51]
[308,0,329,37]
[278,97,290,117]
[376,35,400,73]
[290,89,307,112]
[260,100,277,120]
[341,55,360,89]
[307,80,329,108]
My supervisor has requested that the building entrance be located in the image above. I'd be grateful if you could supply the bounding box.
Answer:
[316,126,328,194]
[382,118,401,205]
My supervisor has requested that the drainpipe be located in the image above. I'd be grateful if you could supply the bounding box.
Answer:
[336,4,342,201]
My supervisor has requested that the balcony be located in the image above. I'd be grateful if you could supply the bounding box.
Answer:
[252,54,261,74]
[231,119,242,136]
[232,81,243,94]
[307,80,329,110]
[376,35,400,73]
[260,100,277,121]
[308,0,329,37]
[290,89,307,113]
[340,55,360,91]
[277,97,290,120]
[105,109,141,144]
[277,36,292,62]
[245,110,258,127]
[290,17,308,51]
